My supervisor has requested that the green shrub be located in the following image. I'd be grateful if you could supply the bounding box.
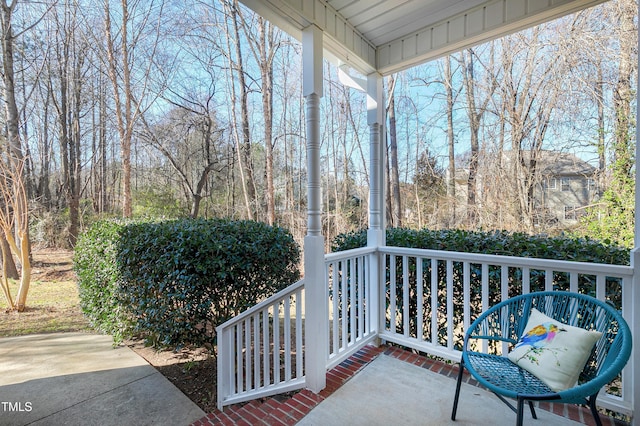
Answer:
[332,228,629,265]
[333,228,628,349]
[74,220,131,342]
[74,219,300,348]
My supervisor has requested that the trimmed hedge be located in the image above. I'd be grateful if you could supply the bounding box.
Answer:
[74,219,300,348]
[74,220,129,342]
[332,228,628,349]
[332,228,629,265]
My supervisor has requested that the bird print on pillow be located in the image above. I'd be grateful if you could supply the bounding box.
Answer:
[515,322,567,349]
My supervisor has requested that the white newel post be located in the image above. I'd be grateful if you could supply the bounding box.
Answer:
[629,249,639,425]
[631,8,640,422]
[367,73,384,338]
[632,6,640,423]
[303,25,327,393]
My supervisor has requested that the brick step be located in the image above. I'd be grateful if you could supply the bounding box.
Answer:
[191,345,384,425]
[192,344,625,426]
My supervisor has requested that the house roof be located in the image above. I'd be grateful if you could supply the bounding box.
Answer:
[533,150,597,177]
[453,150,597,182]
[238,0,608,75]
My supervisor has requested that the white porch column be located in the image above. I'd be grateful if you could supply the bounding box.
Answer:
[367,73,384,340]
[367,73,385,247]
[631,4,640,422]
[629,249,639,424]
[303,24,327,393]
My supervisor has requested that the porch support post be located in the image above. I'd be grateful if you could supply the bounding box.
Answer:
[631,6,640,419]
[367,73,385,247]
[303,24,327,393]
[367,73,384,340]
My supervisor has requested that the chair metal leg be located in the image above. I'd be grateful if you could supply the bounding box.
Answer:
[516,397,525,426]
[451,360,465,421]
[528,400,537,419]
[588,395,603,426]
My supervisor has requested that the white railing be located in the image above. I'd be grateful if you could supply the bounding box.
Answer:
[325,247,379,369]
[216,279,305,409]
[377,246,634,416]
[217,245,635,418]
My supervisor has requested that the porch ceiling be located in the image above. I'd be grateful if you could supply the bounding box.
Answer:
[239,0,608,75]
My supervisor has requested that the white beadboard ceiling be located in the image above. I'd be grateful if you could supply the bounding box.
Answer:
[239,0,608,75]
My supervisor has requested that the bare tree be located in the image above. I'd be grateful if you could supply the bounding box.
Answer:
[140,106,226,218]
[387,75,401,227]
[0,0,52,275]
[611,0,636,182]
[443,56,456,224]
[48,0,85,246]
[0,157,31,311]
[460,47,497,228]
[223,0,257,220]
[103,0,165,217]
[242,15,280,224]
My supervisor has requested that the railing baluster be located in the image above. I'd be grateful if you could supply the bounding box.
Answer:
[296,288,303,378]
[545,268,553,291]
[481,263,489,354]
[596,274,605,301]
[263,306,270,386]
[357,255,364,340]
[236,323,243,392]
[253,313,260,389]
[446,259,453,349]
[417,257,424,341]
[570,271,579,293]
[403,255,410,337]
[331,262,340,354]
[245,317,251,391]
[273,301,280,385]
[284,296,291,381]
[390,255,397,333]
[341,260,347,350]
[522,266,530,294]
[226,327,234,394]
[350,256,356,344]
[431,258,438,346]
[463,261,470,338]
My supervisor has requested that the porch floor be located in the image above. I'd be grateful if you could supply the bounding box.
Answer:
[193,345,626,426]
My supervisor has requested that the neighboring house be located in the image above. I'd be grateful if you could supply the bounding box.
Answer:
[534,151,599,227]
[453,150,599,229]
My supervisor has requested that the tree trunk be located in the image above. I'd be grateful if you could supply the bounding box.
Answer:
[258,19,276,225]
[387,75,401,227]
[231,1,256,220]
[612,0,635,182]
[1,1,24,162]
[104,0,135,218]
[444,56,456,224]
[462,50,479,228]
[1,237,18,280]
[595,62,605,193]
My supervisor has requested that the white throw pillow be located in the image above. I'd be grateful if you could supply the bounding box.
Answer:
[507,308,602,392]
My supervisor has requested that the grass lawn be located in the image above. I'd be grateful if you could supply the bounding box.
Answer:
[0,249,91,337]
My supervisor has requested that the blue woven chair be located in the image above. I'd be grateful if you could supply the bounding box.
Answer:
[451,291,631,426]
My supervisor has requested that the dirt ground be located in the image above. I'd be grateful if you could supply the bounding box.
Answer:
[5,248,219,414]
[125,340,218,412]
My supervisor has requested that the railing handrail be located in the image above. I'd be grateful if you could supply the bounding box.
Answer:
[325,246,377,262]
[376,245,633,416]
[216,278,305,330]
[379,246,633,277]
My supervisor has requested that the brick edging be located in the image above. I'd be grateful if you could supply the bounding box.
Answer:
[192,344,625,425]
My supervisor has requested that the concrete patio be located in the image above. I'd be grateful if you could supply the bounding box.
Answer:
[0,333,624,425]
[198,345,623,425]
[0,333,205,426]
